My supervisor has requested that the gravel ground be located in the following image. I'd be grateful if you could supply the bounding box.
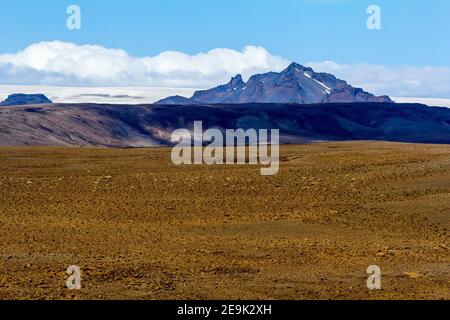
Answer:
[0,142,448,300]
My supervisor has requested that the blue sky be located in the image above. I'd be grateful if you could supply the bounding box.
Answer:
[0,0,449,99]
[0,0,448,66]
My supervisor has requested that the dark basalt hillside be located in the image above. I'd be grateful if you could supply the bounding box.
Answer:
[0,102,449,147]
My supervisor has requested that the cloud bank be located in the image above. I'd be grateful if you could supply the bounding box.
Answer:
[0,41,449,98]
[0,85,197,105]
[0,41,288,88]
[307,61,450,99]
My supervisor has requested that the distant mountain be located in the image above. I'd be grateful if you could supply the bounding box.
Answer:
[155,62,393,105]
[155,95,199,105]
[1,102,449,147]
[0,94,53,106]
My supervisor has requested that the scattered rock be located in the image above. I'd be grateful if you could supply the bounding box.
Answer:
[404,272,422,279]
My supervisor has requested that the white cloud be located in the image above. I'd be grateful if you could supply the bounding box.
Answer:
[0,41,289,88]
[306,61,450,99]
[0,41,450,99]
[391,97,450,108]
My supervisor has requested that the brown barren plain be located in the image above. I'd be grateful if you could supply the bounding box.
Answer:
[0,142,448,300]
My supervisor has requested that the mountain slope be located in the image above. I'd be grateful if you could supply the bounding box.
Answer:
[1,102,449,147]
[156,63,393,105]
